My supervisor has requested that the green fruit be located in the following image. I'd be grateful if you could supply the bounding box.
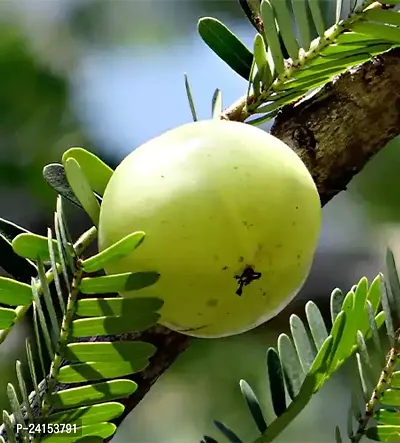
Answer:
[98,120,321,338]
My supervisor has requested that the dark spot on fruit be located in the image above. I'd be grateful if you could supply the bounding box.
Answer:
[297,254,301,259]
[213,254,219,261]
[239,256,244,263]
[275,244,282,248]
[296,206,299,209]
[226,312,230,315]
[222,266,229,270]
[161,220,168,224]
[197,313,202,316]
[207,298,219,307]
[262,291,266,296]
[234,266,262,296]
[292,222,296,226]
[161,175,165,178]
[234,166,238,170]
[243,221,248,226]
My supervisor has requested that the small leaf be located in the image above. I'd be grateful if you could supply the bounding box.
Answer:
[41,422,116,442]
[79,272,160,294]
[366,425,400,441]
[290,314,316,373]
[63,157,100,226]
[16,360,33,422]
[380,274,395,347]
[70,312,160,337]
[0,307,16,329]
[291,0,312,50]
[46,402,125,425]
[330,288,345,323]
[374,409,400,425]
[43,163,83,208]
[62,147,113,197]
[349,22,400,44]
[51,380,137,410]
[0,277,32,306]
[81,232,145,273]
[381,389,400,407]
[363,9,400,27]
[64,341,157,363]
[26,339,41,410]
[271,0,299,60]
[32,278,54,360]
[12,233,65,262]
[308,0,325,37]
[57,359,150,383]
[184,73,198,122]
[267,347,286,416]
[386,249,400,325]
[211,89,223,119]
[277,333,304,399]
[253,33,273,87]
[198,18,253,80]
[239,379,268,433]
[305,301,328,350]
[0,234,37,283]
[260,0,285,75]
[75,297,164,317]
[214,421,243,443]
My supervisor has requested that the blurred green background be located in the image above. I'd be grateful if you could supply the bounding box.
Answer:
[0,1,398,442]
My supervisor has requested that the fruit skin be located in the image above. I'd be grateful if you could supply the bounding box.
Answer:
[98,120,321,338]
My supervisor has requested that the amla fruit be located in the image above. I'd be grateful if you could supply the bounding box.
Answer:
[98,120,321,338]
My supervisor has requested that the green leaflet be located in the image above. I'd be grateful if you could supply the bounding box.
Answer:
[62,147,114,197]
[40,422,116,442]
[290,314,316,373]
[57,360,149,383]
[239,380,267,433]
[253,33,273,88]
[260,0,285,75]
[305,301,328,350]
[197,17,253,80]
[270,0,299,61]
[374,410,400,425]
[51,380,137,410]
[12,232,66,262]
[75,297,164,317]
[79,272,160,294]
[43,163,84,209]
[390,371,400,388]
[45,402,125,425]
[0,277,32,306]
[81,231,146,273]
[366,426,400,442]
[308,0,325,37]
[363,9,400,27]
[381,389,400,406]
[267,348,286,417]
[277,334,304,400]
[335,32,391,45]
[70,312,160,338]
[64,341,157,363]
[291,0,312,50]
[0,308,16,329]
[349,22,400,44]
[63,157,101,226]
[184,73,198,122]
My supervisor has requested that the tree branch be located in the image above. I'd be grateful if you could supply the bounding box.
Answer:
[108,48,400,432]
